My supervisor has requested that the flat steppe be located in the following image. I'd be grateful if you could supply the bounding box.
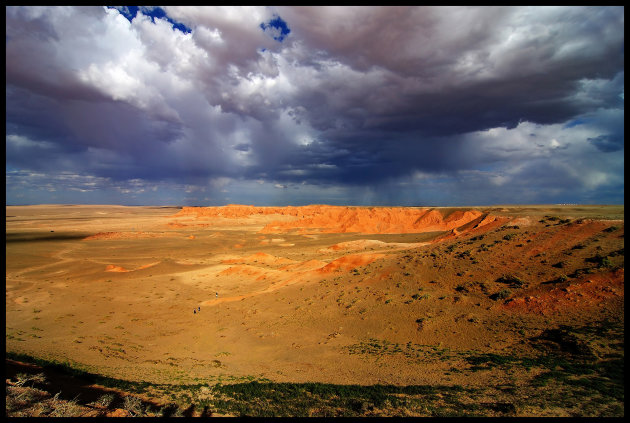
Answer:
[6,204,624,416]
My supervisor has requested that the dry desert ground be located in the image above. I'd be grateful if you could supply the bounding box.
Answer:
[6,204,624,417]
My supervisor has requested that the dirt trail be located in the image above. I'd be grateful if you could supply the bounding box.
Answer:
[7,244,83,279]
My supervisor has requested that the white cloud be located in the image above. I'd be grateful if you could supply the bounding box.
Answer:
[6,134,55,149]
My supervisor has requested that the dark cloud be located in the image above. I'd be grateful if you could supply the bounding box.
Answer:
[5,6,624,206]
[588,135,624,153]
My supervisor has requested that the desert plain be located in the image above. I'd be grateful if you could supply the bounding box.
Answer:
[6,204,624,416]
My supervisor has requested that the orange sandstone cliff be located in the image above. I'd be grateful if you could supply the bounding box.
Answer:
[172,205,504,234]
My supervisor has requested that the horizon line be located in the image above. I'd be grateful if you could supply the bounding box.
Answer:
[5,203,624,208]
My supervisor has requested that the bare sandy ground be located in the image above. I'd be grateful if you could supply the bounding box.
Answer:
[6,204,624,399]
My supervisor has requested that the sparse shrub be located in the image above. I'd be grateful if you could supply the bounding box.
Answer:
[552,261,565,268]
[608,248,623,256]
[571,243,585,250]
[14,373,31,387]
[496,275,526,288]
[586,253,613,268]
[50,393,83,417]
[5,391,22,413]
[95,393,115,408]
[416,318,426,330]
[490,289,511,300]
[50,402,82,417]
[123,395,144,416]
[603,226,619,233]
[503,234,517,241]
[34,399,55,416]
[143,404,163,417]
[14,372,46,387]
[457,250,471,259]
[166,406,185,417]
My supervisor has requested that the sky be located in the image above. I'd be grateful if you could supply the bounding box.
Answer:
[5,6,624,206]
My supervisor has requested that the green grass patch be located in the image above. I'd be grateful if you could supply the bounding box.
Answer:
[209,381,474,416]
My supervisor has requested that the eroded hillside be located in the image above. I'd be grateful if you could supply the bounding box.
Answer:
[6,205,624,417]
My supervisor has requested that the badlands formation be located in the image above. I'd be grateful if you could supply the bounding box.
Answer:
[6,204,624,416]
[175,204,490,234]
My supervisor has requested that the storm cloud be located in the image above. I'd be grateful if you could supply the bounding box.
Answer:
[6,6,624,205]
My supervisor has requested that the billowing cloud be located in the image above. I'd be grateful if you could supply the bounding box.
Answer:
[5,6,624,206]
